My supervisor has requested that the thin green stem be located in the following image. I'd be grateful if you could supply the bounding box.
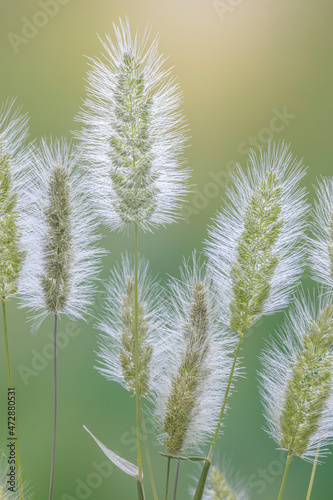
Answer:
[277,452,292,500]
[2,299,25,500]
[306,444,321,500]
[141,407,158,500]
[48,314,58,500]
[193,331,243,500]
[165,456,171,500]
[134,223,144,498]
[172,460,180,500]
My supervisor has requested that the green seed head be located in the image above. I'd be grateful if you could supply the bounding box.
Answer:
[230,169,283,333]
[280,304,333,456]
[208,466,237,500]
[164,281,210,455]
[41,165,72,314]
[119,277,152,396]
[109,51,158,225]
[0,139,25,300]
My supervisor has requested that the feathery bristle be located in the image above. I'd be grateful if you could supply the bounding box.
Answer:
[309,177,333,288]
[75,17,189,231]
[206,142,307,333]
[259,291,333,461]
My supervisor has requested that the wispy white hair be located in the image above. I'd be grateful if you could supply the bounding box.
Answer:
[259,290,333,462]
[75,17,189,232]
[206,142,307,331]
[17,138,103,329]
[309,177,333,289]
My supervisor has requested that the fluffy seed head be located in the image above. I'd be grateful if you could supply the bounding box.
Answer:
[17,138,103,328]
[96,254,165,397]
[154,253,236,455]
[309,177,333,288]
[75,17,189,231]
[259,292,333,461]
[206,142,307,333]
[0,99,30,300]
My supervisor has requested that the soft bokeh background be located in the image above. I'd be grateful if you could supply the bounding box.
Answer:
[1,0,333,498]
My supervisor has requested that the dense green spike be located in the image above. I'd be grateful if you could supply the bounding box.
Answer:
[0,139,25,300]
[164,281,210,455]
[230,169,283,332]
[119,277,152,396]
[109,51,158,225]
[208,466,237,500]
[280,304,333,456]
[41,165,72,313]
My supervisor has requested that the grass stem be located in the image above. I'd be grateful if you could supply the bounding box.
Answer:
[277,452,292,500]
[48,313,58,500]
[134,223,145,498]
[2,299,25,500]
[172,460,180,500]
[306,444,321,500]
[141,406,158,500]
[165,456,171,500]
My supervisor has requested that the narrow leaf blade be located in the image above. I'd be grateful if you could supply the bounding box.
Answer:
[83,425,138,477]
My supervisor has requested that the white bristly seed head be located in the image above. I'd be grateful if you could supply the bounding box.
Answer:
[154,252,237,456]
[309,177,333,289]
[96,253,166,398]
[0,99,31,301]
[259,291,333,462]
[75,17,189,232]
[17,138,103,329]
[206,142,307,334]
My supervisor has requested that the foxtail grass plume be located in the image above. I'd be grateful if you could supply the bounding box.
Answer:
[96,253,165,397]
[259,292,333,462]
[206,142,307,334]
[75,17,189,231]
[17,138,102,328]
[0,99,31,300]
[155,253,236,456]
[309,177,333,289]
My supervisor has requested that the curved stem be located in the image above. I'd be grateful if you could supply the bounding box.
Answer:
[2,299,25,500]
[165,457,171,500]
[48,314,58,500]
[193,331,243,500]
[172,460,180,500]
[141,407,158,500]
[277,452,292,500]
[134,223,144,498]
[306,444,321,500]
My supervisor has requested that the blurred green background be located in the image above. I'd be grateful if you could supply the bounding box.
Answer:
[1,0,333,498]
